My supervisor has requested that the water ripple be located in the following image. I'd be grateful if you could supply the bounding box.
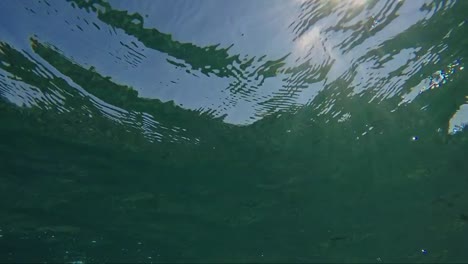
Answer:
[1,0,467,138]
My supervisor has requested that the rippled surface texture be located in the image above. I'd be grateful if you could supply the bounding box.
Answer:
[1,0,468,262]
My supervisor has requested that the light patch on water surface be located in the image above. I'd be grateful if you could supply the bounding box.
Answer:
[337,112,352,123]
[336,0,368,8]
[400,59,463,106]
[448,103,468,135]
[294,26,322,56]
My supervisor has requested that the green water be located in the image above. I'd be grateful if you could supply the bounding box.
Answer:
[1,0,468,262]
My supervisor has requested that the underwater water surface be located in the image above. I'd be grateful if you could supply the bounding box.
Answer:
[1,0,468,262]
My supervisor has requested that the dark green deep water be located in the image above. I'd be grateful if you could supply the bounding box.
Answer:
[1,0,468,262]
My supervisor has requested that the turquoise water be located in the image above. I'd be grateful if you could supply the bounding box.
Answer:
[1,0,468,262]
